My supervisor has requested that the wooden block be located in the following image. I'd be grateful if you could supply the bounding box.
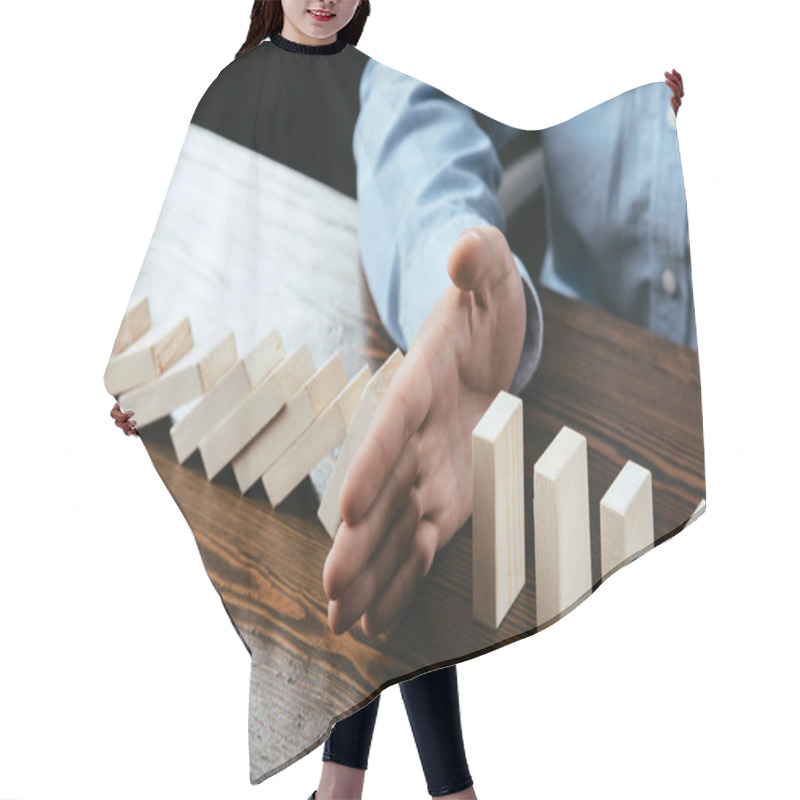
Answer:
[116,330,239,429]
[169,330,284,464]
[104,316,193,395]
[472,391,526,629]
[262,365,371,507]
[197,331,238,392]
[317,349,404,537]
[111,295,150,355]
[600,461,654,576]
[243,328,284,386]
[533,426,592,627]
[118,357,202,429]
[198,343,315,480]
[232,352,348,493]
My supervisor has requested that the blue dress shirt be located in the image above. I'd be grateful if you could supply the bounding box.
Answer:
[353,60,695,395]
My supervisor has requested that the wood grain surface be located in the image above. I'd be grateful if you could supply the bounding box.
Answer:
[139,279,705,782]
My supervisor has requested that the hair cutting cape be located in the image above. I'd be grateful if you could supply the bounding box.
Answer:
[104,35,704,784]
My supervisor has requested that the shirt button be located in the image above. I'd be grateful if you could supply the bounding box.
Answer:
[661,268,678,297]
[667,103,677,130]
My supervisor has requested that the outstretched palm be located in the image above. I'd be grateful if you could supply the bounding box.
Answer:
[323,224,528,637]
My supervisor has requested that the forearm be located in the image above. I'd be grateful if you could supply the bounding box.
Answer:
[354,60,543,392]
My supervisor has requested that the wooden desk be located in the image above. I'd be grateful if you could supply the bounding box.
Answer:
[139,281,704,782]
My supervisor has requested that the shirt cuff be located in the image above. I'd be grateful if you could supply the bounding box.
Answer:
[509,252,544,396]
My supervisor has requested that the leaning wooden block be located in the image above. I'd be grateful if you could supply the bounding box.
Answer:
[317,348,404,537]
[243,328,284,386]
[600,460,654,576]
[198,342,315,481]
[197,331,238,393]
[169,330,285,464]
[533,425,592,627]
[117,332,238,429]
[111,295,150,355]
[118,357,202,429]
[104,316,192,395]
[232,352,348,493]
[472,391,526,629]
[263,365,371,507]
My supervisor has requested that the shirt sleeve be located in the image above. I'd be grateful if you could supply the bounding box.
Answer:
[353,58,543,393]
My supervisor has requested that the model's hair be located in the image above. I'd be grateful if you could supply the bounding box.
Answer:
[237,1,371,58]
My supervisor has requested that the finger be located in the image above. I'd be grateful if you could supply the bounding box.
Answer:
[339,354,432,525]
[665,70,684,95]
[446,225,515,309]
[325,435,422,600]
[665,77,680,97]
[361,518,439,638]
[327,497,420,634]
[111,406,134,424]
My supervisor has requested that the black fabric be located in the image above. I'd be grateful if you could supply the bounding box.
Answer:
[270,30,348,55]
[323,665,474,797]
[191,39,368,198]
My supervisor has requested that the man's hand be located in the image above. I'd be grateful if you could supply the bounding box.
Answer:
[322,224,528,637]
[665,68,684,115]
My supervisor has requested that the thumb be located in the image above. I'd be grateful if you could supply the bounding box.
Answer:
[446,225,513,304]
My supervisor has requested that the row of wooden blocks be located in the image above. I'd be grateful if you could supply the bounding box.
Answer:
[103,296,405,526]
[105,296,655,635]
[472,392,654,630]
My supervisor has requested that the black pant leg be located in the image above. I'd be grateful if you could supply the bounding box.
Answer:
[322,694,381,771]
[400,665,474,797]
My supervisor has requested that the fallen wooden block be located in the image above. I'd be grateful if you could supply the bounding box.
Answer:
[117,332,238,429]
[198,342,315,480]
[111,295,150,355]
[104,316,192,395]
[600,460,654,576]
[118,358,202,429]
[533,425,592,627]
[472,390,526,629]
[232,352,348,493]
[170,330,284,464]
[263,365,372,507]
[317,348,404,537]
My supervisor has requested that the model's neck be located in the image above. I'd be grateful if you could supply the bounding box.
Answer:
[270,30,348,55]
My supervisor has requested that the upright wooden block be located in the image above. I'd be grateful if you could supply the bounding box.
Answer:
[104,316,192,395]
[533,426,592,627]
[600,461,654,576]
[111,295,151,355]
[472,391,526,629]
[317,349,404,537]
[232,352,348,493]
[198,343,315,481]
[262,365,371,507]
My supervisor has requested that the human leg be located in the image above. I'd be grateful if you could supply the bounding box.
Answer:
[400,665,475,798]
[315,694,381,800]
